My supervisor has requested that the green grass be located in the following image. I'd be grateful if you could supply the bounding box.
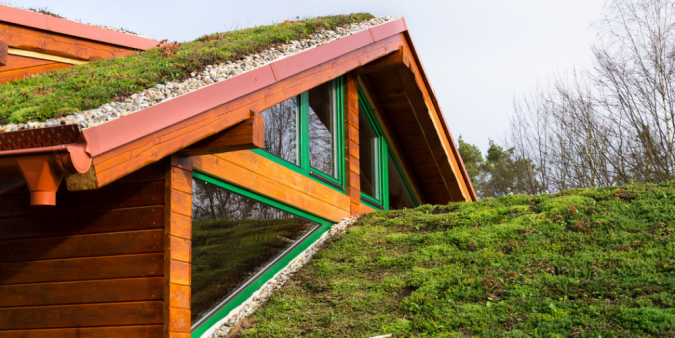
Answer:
[237,182,675,337]
[0,13,373,124]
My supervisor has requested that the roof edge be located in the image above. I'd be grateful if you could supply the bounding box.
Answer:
[0,5,159,50]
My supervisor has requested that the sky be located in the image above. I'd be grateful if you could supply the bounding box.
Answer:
[6,0,607,152]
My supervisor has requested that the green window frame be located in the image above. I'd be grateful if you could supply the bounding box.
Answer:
[358,88,419,210]
[252,77,345,192]
[191,170,334,338]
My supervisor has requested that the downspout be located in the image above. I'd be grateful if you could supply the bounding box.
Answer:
[0,143,91,205]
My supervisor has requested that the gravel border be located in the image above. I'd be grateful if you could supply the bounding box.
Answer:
[0,16,395,133]
[202,216,360,338]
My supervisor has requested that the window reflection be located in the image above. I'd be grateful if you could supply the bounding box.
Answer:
[388,155,415,209]
[191,179,318,324]
[359,105,378,199]
[260,97,299,165]
[308,81,335,178]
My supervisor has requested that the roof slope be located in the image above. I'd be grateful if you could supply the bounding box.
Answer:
[236,182,675,337]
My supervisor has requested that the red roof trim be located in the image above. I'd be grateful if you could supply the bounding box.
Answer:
[0,5,159,50]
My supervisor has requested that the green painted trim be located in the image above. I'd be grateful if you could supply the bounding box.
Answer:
[191,171,333,338]
[251,77,346,193]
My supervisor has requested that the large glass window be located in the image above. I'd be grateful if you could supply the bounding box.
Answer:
[359,108,379,199]
[191,178,320,327]
[388,154,416,210]
[260,96,299,166]
[308,81,336,178]
[254,78,344,190]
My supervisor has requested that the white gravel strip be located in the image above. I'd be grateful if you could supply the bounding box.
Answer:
[202,215,360,338]
[0,16,395,133]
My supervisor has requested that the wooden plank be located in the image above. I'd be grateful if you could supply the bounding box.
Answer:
[0,301,163,330]
[0,325,163,338]
[0,54,54,72]
[0,229,164,263]
[166,212,191,240]
[166,284,190,310]
[164,308,190,333]
[0,181,164,218]
[167,236,191,263]
[0,253,163,285]
[181,114,265,156]
[195,153,350,221]
[0,277,163,307]
[0,206,164,241]
[7,47,87,65]
[0,22,137,61]
[166,260,190,287]
[0,62,70,84]
[89,34,407,190]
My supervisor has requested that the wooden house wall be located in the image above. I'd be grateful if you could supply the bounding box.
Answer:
[0,21,139,83]
[0,163,167,338]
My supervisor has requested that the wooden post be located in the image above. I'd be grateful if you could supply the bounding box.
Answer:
[345,72,361,215]
[164,155,193,338]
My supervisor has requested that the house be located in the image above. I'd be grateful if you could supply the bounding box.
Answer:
[0,8,476,338]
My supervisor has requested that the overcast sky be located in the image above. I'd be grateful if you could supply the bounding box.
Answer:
[7,0,607,152]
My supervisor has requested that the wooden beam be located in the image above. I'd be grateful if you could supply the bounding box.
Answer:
[7,47,88,65]
[397,67,466,202]
[164,155,192,338]
[180,113,264,156]
[355,48,412,75]
[0,40,7,67]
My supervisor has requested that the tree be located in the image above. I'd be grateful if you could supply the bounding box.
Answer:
[458,136,484,197]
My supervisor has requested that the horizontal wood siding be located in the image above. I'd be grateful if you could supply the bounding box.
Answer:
[194,151,351,222]
[0,162,167,337]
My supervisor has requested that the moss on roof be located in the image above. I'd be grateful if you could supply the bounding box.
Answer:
[238,182,675,337]
[0,13,373,125]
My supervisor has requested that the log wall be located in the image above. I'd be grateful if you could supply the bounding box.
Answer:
[0,163,167,338]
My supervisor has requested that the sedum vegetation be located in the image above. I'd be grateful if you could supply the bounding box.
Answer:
[238,182,675,337]
[0,13,373,124]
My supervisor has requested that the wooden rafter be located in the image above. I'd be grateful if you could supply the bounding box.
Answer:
[0,40,7,67]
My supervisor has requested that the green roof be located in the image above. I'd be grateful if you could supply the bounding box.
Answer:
[0,14,373,125]
[237,182,675,337]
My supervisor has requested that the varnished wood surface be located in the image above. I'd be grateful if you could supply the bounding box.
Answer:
[0,163,168,335]
[163,156,192,337]
[181,114,265,156]
[0,325,163,338]
[0,62,70,83]
[0,301,163,330]
[195,151,351,222]
[0,277,163,307]
[344,72,362,215]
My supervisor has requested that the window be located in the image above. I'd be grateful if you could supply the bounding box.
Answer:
[358,88,418,210]
[260,96,299,166]
[308,81,336,178]
[359,107,379,199]
[191,173,332,335]
[388,154,416,209]
[254,78,344,190]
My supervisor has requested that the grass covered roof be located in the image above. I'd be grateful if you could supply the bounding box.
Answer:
[0,13,373,125]
[236,182,675,337]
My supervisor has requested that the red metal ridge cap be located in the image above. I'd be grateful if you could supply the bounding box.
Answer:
[82,19,408,158]
[400,18,478,202]
[0,5,159,50]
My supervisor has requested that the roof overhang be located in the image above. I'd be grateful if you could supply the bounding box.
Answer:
[0,18,477,204]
